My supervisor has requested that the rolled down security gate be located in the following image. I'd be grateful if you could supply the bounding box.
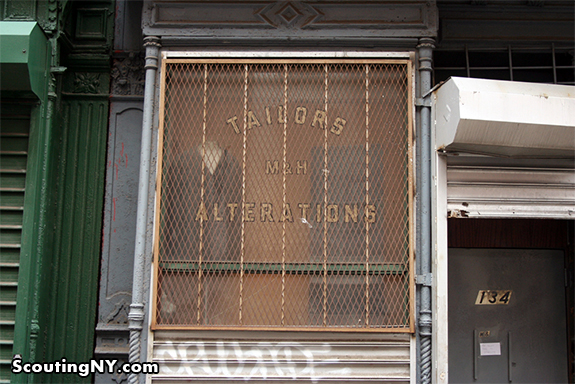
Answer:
[433,77,575,219]
[151,333,411,382]
[151,58,414,381]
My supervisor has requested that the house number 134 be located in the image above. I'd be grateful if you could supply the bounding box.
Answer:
[475,290,512,305]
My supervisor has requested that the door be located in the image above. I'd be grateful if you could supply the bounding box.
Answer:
[449,248,568,383]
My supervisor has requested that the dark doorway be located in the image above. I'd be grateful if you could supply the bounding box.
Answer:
[448,219,573,383]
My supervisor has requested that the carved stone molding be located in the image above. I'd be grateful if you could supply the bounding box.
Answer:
[95,329,129,355]
[94,327,130,384]
[75,8,110,41]
[73,72,101,93]
[111,367,128,384]
[257,2,322,28]
[3,0,36,20]
[37,0,58,32]
[111,53,145,96]
[62,69,110,96]
[143,1,438,41]
[105,299,131,325]
[47,0,57,23]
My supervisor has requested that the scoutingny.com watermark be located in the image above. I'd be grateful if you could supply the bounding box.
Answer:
[11,355,159,377]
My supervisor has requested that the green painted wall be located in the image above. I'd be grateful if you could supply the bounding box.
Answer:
[1,1,114,383]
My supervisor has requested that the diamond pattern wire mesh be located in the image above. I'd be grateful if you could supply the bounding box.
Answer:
[154,60,413,331]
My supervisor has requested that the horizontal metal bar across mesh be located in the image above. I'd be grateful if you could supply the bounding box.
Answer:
[159,262,407,275]
[154,59,413,331]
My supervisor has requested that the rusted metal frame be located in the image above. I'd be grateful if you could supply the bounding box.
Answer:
[151,56,168,329]
[197,63,208,325]
[322,63,329,327]
[364,64,371,328]
[281,64,288,326]
[239,64,249,325]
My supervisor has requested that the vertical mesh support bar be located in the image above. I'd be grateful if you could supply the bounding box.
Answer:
[197,64,208,325]
[240,64,249,325]
[154,60,413,331]
[322,64,329,327]
[281,64,288,326]
[364,64,370,327]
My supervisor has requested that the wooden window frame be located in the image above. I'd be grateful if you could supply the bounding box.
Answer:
[151,57,415,333]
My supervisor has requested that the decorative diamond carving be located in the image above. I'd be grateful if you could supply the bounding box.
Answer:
[278,4,301,24]
[257,2,322,29]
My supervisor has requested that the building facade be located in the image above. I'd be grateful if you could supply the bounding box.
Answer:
[1,1,574,383]
[1,1,114,383]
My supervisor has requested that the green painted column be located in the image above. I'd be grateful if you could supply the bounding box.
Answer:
[3,1,113,382]
[42,92,109,383]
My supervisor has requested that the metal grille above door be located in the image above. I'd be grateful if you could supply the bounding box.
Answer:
[153,60,414,331]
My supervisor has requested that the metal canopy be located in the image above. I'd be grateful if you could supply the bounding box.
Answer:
[433,77,575,159]
[0,22,48,99]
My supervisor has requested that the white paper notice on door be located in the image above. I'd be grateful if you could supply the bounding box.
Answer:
[480,342,501,356]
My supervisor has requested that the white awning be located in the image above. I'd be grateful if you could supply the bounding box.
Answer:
[433,77,575,159]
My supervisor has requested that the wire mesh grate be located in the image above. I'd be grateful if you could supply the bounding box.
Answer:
[154,60,413,331]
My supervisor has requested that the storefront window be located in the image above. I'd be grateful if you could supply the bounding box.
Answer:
[154,60,413,331]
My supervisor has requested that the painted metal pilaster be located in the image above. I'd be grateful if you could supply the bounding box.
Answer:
[128,36,161,384]
[11,31,51,384]
[416,37,435,384]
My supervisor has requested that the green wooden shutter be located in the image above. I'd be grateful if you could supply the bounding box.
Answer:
[0,105,30,383]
